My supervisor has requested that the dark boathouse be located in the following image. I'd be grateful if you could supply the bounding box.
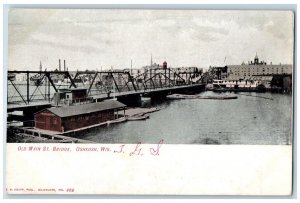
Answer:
[34,100,126,132]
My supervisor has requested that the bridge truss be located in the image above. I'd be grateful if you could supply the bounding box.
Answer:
[8,68,202,105]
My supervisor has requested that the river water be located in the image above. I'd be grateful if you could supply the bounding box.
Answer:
[76,91,292,145]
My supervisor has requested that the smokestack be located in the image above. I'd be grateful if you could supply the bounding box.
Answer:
[64,60,66,71]
[39,61,42,72]
[131,59,133,75]
[59,59,61,71]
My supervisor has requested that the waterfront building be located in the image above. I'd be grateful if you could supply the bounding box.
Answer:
[226,54,292,80]
[207,55,293,90]
[53,88,93,106]
[208,54,292,87]
[34,100,126,132]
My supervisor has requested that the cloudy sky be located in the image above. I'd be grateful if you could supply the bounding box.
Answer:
[8,9,294,71]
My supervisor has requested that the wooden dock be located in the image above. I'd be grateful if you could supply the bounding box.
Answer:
[17,127,96,143]
[14,117,129,143]
[118,107,160,117]
[61,117,127,135]
[10,107,160,143]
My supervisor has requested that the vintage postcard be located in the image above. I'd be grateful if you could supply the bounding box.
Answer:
[5,8,294,195]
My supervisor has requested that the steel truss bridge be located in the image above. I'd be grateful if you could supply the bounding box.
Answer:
[8,68,203,105]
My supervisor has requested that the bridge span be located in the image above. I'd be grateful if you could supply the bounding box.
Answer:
[8,68,204,105]
[7,69,205,125]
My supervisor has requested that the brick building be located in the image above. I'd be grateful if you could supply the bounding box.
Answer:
[34,100,126,132]
[226,54,292,80]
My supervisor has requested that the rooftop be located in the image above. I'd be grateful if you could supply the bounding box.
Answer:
[38,100,126,118]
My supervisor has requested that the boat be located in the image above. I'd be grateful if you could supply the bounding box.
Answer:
[127,115,150,121]
[106,117,127,125]
[212,79,227,89]
[207,79,265,93]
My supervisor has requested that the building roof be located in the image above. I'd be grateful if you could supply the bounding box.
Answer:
[227,64,292,68]
[38,100,126,118]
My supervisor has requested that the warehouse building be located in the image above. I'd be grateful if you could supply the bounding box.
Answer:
[34,100,126,132]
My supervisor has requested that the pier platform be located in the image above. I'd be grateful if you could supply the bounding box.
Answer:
[14,127,96,143]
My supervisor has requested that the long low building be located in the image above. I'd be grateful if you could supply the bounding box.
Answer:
[226,54,292,80]
[34,100,126,132]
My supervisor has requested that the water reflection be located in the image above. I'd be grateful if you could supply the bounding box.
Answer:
[77,91,292,145]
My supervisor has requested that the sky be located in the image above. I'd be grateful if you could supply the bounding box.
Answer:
[8,9,294,71]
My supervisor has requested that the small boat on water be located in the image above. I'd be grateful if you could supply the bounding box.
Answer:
[106,117,127,125]
[127,115,150,121]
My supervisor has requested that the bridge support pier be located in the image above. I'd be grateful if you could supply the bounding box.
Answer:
[117,94,142,107]
[171,85,205,95]
[147,91,169,104]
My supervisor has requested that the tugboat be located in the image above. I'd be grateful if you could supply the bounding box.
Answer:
[205,79,226,91]
[212,79,227,89]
